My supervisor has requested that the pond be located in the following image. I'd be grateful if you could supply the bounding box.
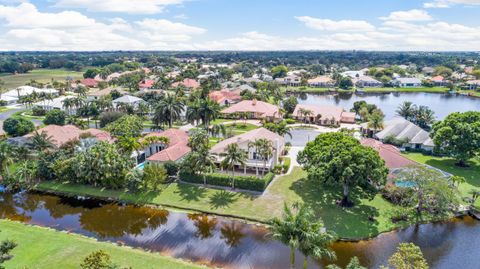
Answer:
[1,190,479,268]
[296,92,480,120]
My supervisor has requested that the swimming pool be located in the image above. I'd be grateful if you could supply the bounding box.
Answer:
[395,181,417,188]
[135,162,145,170]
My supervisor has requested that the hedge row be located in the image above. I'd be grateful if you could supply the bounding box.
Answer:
[179,172,275,192]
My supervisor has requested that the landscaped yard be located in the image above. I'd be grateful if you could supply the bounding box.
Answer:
[403,152,480,207]
[0,220,204,269]
[0,69,84,89]
[282,86,331,93]
[37,167,406,239]
[363,87,449,93]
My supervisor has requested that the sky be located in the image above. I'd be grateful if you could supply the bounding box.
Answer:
[0,0,480,51]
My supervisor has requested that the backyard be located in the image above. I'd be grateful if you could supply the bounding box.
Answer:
[0,220,204,269]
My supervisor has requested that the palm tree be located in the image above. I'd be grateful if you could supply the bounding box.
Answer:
[396,101,415,121]
[27,131,55,153]
[220,143,247,189]
[209,124,227,138]
[270,203,301,268]
[198,98,221,129]
[414,105,435,130]
[186,100,201,125]
[298,108,313,124]
[367,109,384,132]
[298,227,336,269]
[191,149,216,185]
[450,175,466,188]
[154,94,184,128]
[117,136,142,156]
[256,138,274,176]
[0,142,14,178]
[15,160,37,186]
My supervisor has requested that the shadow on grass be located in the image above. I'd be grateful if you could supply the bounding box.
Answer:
[209,190,239,209]
[173,183,207,202]
[290,176,380,239]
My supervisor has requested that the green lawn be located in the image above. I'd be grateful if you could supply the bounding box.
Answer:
[403,152,480,206]
[37,167,407,239]
[0,106,11,113]
[282,86,331,93]
[225,122,259,134]
[0,69,84,89]
[0,220,204,269]
[363,87,449,93]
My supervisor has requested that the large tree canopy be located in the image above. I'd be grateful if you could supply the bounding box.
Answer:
[298,132,388,206]
[431,111,480,166]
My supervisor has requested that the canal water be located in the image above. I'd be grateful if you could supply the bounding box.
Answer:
[296,92,480,120]
[1,191,479,269]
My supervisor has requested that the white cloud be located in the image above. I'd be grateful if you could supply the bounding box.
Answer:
[380,9,433,21]
[53,0,184,14]
[424,0,480,8]
[295,16,375,31]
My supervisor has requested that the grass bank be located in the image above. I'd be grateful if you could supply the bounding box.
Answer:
[403,152,480,207]
[0,69,83,89]
[0,220,204,269]
[363,87,448,93]
[37,167,410,239]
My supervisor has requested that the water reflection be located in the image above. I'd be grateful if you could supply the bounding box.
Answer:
[297,92,480,120]
[0,191,479,269]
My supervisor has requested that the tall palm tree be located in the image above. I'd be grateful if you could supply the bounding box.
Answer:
[367,109,384,132]
[414,105,435,130]
[396,101,415,121]
[298,227,336,269]
[209,124,227,138]
[154,94,184,128]
[0,142,14,178]
[186,100,201,125]
[220,143,247,189]
[15,160,37,186]
[27,131,55,153]
[191,149,216,185]
[270,203,301,268]
[256,138,274,176]
[117,136,142,156]
[198,98,221,129]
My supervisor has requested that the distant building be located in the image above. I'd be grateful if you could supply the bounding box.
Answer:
[430,75,447,86]
[221,100,282,120]
[292,104,355,126]
[465,80,480,90]
[86,87,127,101]
[138,79,155,90]
[33,96,77,115]
[23,125,113,148]
[307,76,335,88]
[353,76,383,88]
[171,78,200,89]
[341,70,366,78]
[0,86,59,105]
[112,95,145,109]
[80,78,99,88]
[209,89,242,106]
[275,75,301,86]
[392,77,422,88]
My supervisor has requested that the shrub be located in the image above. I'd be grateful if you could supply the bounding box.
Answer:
[99,111,125,128]
[163,161,179,176]
[179,172,275,192]
[43,109,66,126]
[32,106,46,116]
[3,117,35,137]
[0,100,8,106]
[382,184,415,206]
[272,165,283,174]
[142,163,168,190]
[285,118,296,124]
[282,157,291,173]
[390,207,414,223]
[125,168,144,191]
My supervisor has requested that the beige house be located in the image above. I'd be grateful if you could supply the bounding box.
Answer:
[221,100,282,120]
[210,128,285,175]
[307,76,335,88]
[292,104,356,126]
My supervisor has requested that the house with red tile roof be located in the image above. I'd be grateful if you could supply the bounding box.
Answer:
[361,138,416,170]
[430,75,448,86]
[292,104,356,125]
[171,78,200,89]
[208,89,242,106]
[139,79,155,90]
[221,100,282,120]
[143,129,191,163]
[80,78,99,88]
[23,125,114,148]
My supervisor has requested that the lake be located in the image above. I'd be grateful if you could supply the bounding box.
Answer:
[296,92,480,120]
[1,190,479,269]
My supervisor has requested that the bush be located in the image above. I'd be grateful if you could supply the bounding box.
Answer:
[285,118,296,124]
[0,100,8,106]
[99,111,125,128]
[3,117,35,137]
[389,207,414,223]
[163,161,179,176]
[282,157,291,173]
[179,172,275,192]
[142,163,168,191]
[43,109,66,125]
[382,184,415,206]
[32,106,46,116]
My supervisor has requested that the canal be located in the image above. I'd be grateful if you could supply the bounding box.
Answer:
[1,190,479,269]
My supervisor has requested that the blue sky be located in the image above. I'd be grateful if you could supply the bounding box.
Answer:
[0,0,479,51]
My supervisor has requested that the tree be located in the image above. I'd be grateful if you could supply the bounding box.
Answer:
[270,203,336,269]
[431,111,480,167]
[116,136,142,156]
[386,243,429,269]
[43,109,67,126]
[142,163,168,191]
[14,160,37,187]
[326,257,367,269]
[0,142,15,179]
[27,130,55,152]
[220,143,247,189]
[153,94,184,128]
[0,238,17,269]
[298,132,388,207]
[396,101,415,122]
[105,115,143,138]
[414,106,435,130]
[99,111,124,128]
[263,121,292,138]
[190,150,216,185]
[367,109,385,132]
[283,95,298,115]
[450,175,465,188]
[198,98,220,129]
[338,77,353,90]
[271,65,288,79]
[83,68,99,79]
[396,166,460,219]
[188,129,210,152]
[256,138,274,176]
[3,117,35,137]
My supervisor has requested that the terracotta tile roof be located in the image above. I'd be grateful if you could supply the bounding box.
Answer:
[293,104,354,123]
[80,78,99,88]
[208,89,242,104]
[87,87,127,97]
[431,75,444,82]
[361,138,416,169]
[221,100,281,118]
[24,125,113,147]
[171,78,200,89]
[146,129,191,162]
[139,79,155,89]
[307,76,334,84]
